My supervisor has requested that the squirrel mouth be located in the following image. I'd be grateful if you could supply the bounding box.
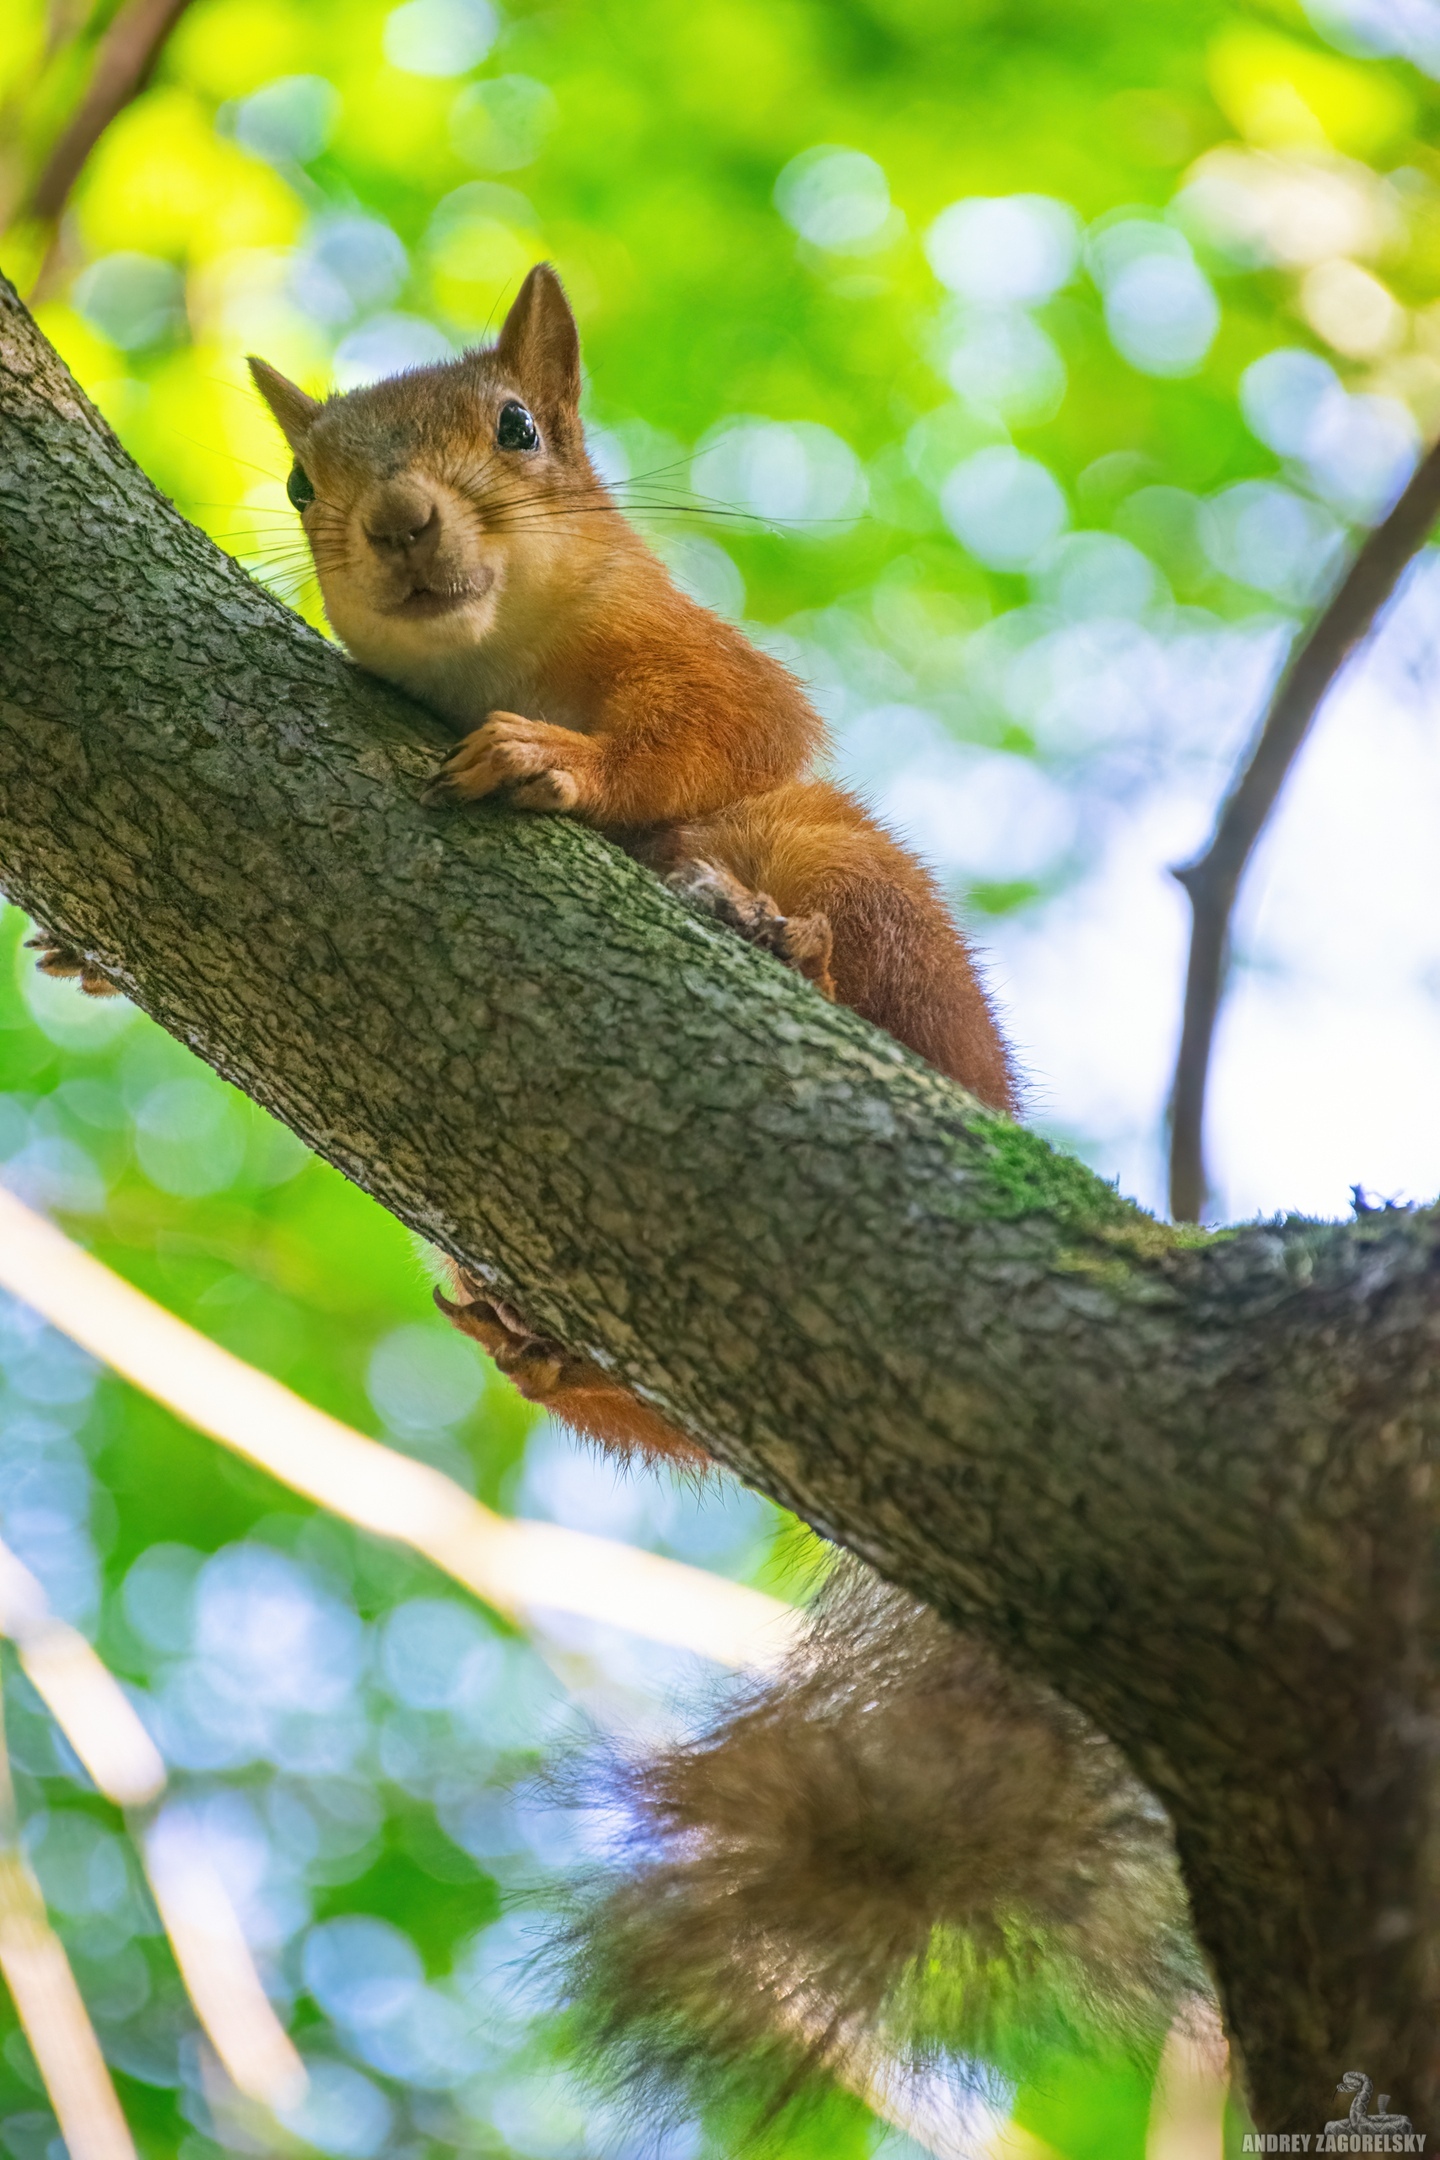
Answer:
[391,571,491,619]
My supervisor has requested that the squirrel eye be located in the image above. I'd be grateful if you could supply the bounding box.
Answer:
[286,464,315,511]
[496,400,540,452]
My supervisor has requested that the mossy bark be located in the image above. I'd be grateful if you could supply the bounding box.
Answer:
[2,278,1438,2136]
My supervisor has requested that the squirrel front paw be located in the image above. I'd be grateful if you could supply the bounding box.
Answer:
[25,934,120,997]
[422,711,584,812]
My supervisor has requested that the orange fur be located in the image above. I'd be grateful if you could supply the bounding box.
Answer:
[646,781,1017,1111]
[251,262,1017,1460]
[248,281,1191,2118]
[435,1278,708,1466]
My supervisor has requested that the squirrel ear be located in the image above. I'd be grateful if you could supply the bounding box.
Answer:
[247,356,322,448]
[493,263,581,414]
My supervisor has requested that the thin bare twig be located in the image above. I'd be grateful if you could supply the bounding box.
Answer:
[22,0,195,232]
[1167,434,1440,1223]
[0,1678,138,2160]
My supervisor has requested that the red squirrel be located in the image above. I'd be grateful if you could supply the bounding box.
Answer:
[249,261,1016,1461]
[248,269,1198,2111]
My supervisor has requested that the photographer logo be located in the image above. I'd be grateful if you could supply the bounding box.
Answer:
[1241,2071,1425,2153]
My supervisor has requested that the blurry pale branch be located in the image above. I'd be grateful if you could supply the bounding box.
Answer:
[0,1683,138,2160]
[142,1809,307,2112]
[1167,431,1440,1223]
[0,1534,164,1806]
[0,1201,1071,2160]
[0,0,195,302]
[0,1863,137,2160]
[1144,2005,1229,2160]
[0,1520,307,2114]
[1,1197,1025,2158]
[6,277,1440,2134]
[25,0,195,226]
[0,1188,800,1673]
[0,1190,816,2146]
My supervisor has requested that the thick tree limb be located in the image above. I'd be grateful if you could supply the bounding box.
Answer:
[1168,436,1440,1224]
[2,281,1440,2135]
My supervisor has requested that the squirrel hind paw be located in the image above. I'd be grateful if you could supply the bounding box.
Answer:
[667,860,835,996]
[434,1273,711,1467]
[25,934,120,997]
[665,857,780,937]
[434,1277,543,1354]
[435,1285,567,1396]
[777,910,835,997]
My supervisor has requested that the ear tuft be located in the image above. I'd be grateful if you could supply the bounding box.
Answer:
[247,356,323,449]
[493,263,581,415]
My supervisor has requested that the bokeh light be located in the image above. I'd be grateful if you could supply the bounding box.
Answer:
[6,0,1440,2148]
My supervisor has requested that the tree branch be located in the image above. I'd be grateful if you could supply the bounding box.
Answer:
[3,279,1440,2134]
[26,0,195,225]
[1168,435,1440,1224]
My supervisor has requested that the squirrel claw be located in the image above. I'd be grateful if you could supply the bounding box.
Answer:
[426,711,586,809]
[433,1282,573,1400]
[435,1282,522,1351]
[434,1274,545,1353]
[667,861,836,998]
[420,761,460,806]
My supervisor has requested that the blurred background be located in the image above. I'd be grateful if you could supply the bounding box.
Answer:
[2,0,1440,2152]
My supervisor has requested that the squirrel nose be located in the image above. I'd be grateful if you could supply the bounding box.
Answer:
[364,483,441,565]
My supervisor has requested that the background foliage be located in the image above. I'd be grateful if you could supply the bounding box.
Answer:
[3,0,1440,2151]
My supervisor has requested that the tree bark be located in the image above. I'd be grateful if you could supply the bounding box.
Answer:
[1,277,1437,2138]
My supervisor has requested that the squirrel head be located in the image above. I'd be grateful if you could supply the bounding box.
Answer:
[248,263,615,700]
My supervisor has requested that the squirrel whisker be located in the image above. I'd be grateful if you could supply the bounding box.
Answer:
[243,265,1194,2125]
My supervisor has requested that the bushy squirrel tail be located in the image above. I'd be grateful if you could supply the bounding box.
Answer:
[558,1562,1208,2124]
